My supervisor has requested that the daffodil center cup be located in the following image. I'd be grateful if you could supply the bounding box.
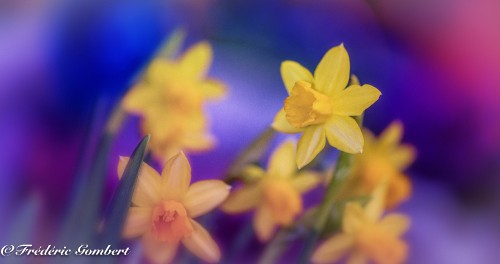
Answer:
[151,200,194,244]
[284,81,333,128]
[262,180,302,226]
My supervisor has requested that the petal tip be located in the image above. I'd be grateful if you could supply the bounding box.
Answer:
[296,159,306,170]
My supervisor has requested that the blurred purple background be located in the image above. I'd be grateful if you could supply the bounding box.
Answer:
[1,0,500,263]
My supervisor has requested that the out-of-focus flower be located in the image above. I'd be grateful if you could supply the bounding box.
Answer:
[311,185,410,264]
[272,44,381,169]
[123,42,226,162]
[348,121,416,209]
[221,140,320,241]
[119,152,230,263]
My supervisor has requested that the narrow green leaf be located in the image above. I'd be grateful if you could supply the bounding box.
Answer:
[99,134,150,247]
[56,99,115,259]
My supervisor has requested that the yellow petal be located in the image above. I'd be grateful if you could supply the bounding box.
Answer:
[183,180,231,218]
[161,152,192,200]
[144,59,176,85]
[221,184,261,213]
[142,231,178,264]
[314,44,350,96]
[365,183,387,221]
[122,86,156,114]
[178,42,213,79]
[311,234,354,264]
[386,174,412,209]
[346,251,368,264]
[123,207,152,239]
[296,126,326,169]
[379,121,403,149]
[324,116,363,154]
[118,157,162,207]
[342,203,367,234]
[180,131,216,152]
[268,139,297,178]
[201,79,227,100]
[390,145,417,170]
[331,84,381,116]
[271,108,304,134]
[253,205,276,242]
[182,220,221,263]
[281,60,314,94]
[379,214,411,236]
[291,171,320,193]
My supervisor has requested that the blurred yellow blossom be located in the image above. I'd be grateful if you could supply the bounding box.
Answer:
[311,185,410,264]
[221,139,320,241]
[119,152,230,263]
[272,44,381,168]
[349,121,416,209]
[123,42,226,162]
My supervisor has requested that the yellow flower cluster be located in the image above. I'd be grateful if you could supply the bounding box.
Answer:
[118,40,415,264]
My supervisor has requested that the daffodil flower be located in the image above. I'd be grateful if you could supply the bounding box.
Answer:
[311,185,410,264]
[272,44,381,168]
[221,140,319,241]
[123,42,226,162]
[350,121,416,208]
[119,152,230,263]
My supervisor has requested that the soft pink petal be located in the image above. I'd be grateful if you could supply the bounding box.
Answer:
[161,152,192,200]
[182,220,221,263]
[183,180,231,218]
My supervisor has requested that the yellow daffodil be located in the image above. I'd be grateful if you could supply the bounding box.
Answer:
[119,152,230,263]
[123,42,226,162]
[312,185,410,264]
[272,44,381,168]
[349,121,416,209]
[221,140,320,241]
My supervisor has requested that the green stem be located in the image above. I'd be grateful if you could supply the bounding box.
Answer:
[297,114,363,264]
[298,152,353,263]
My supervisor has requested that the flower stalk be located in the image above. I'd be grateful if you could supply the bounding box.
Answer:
[298,114,363,263]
